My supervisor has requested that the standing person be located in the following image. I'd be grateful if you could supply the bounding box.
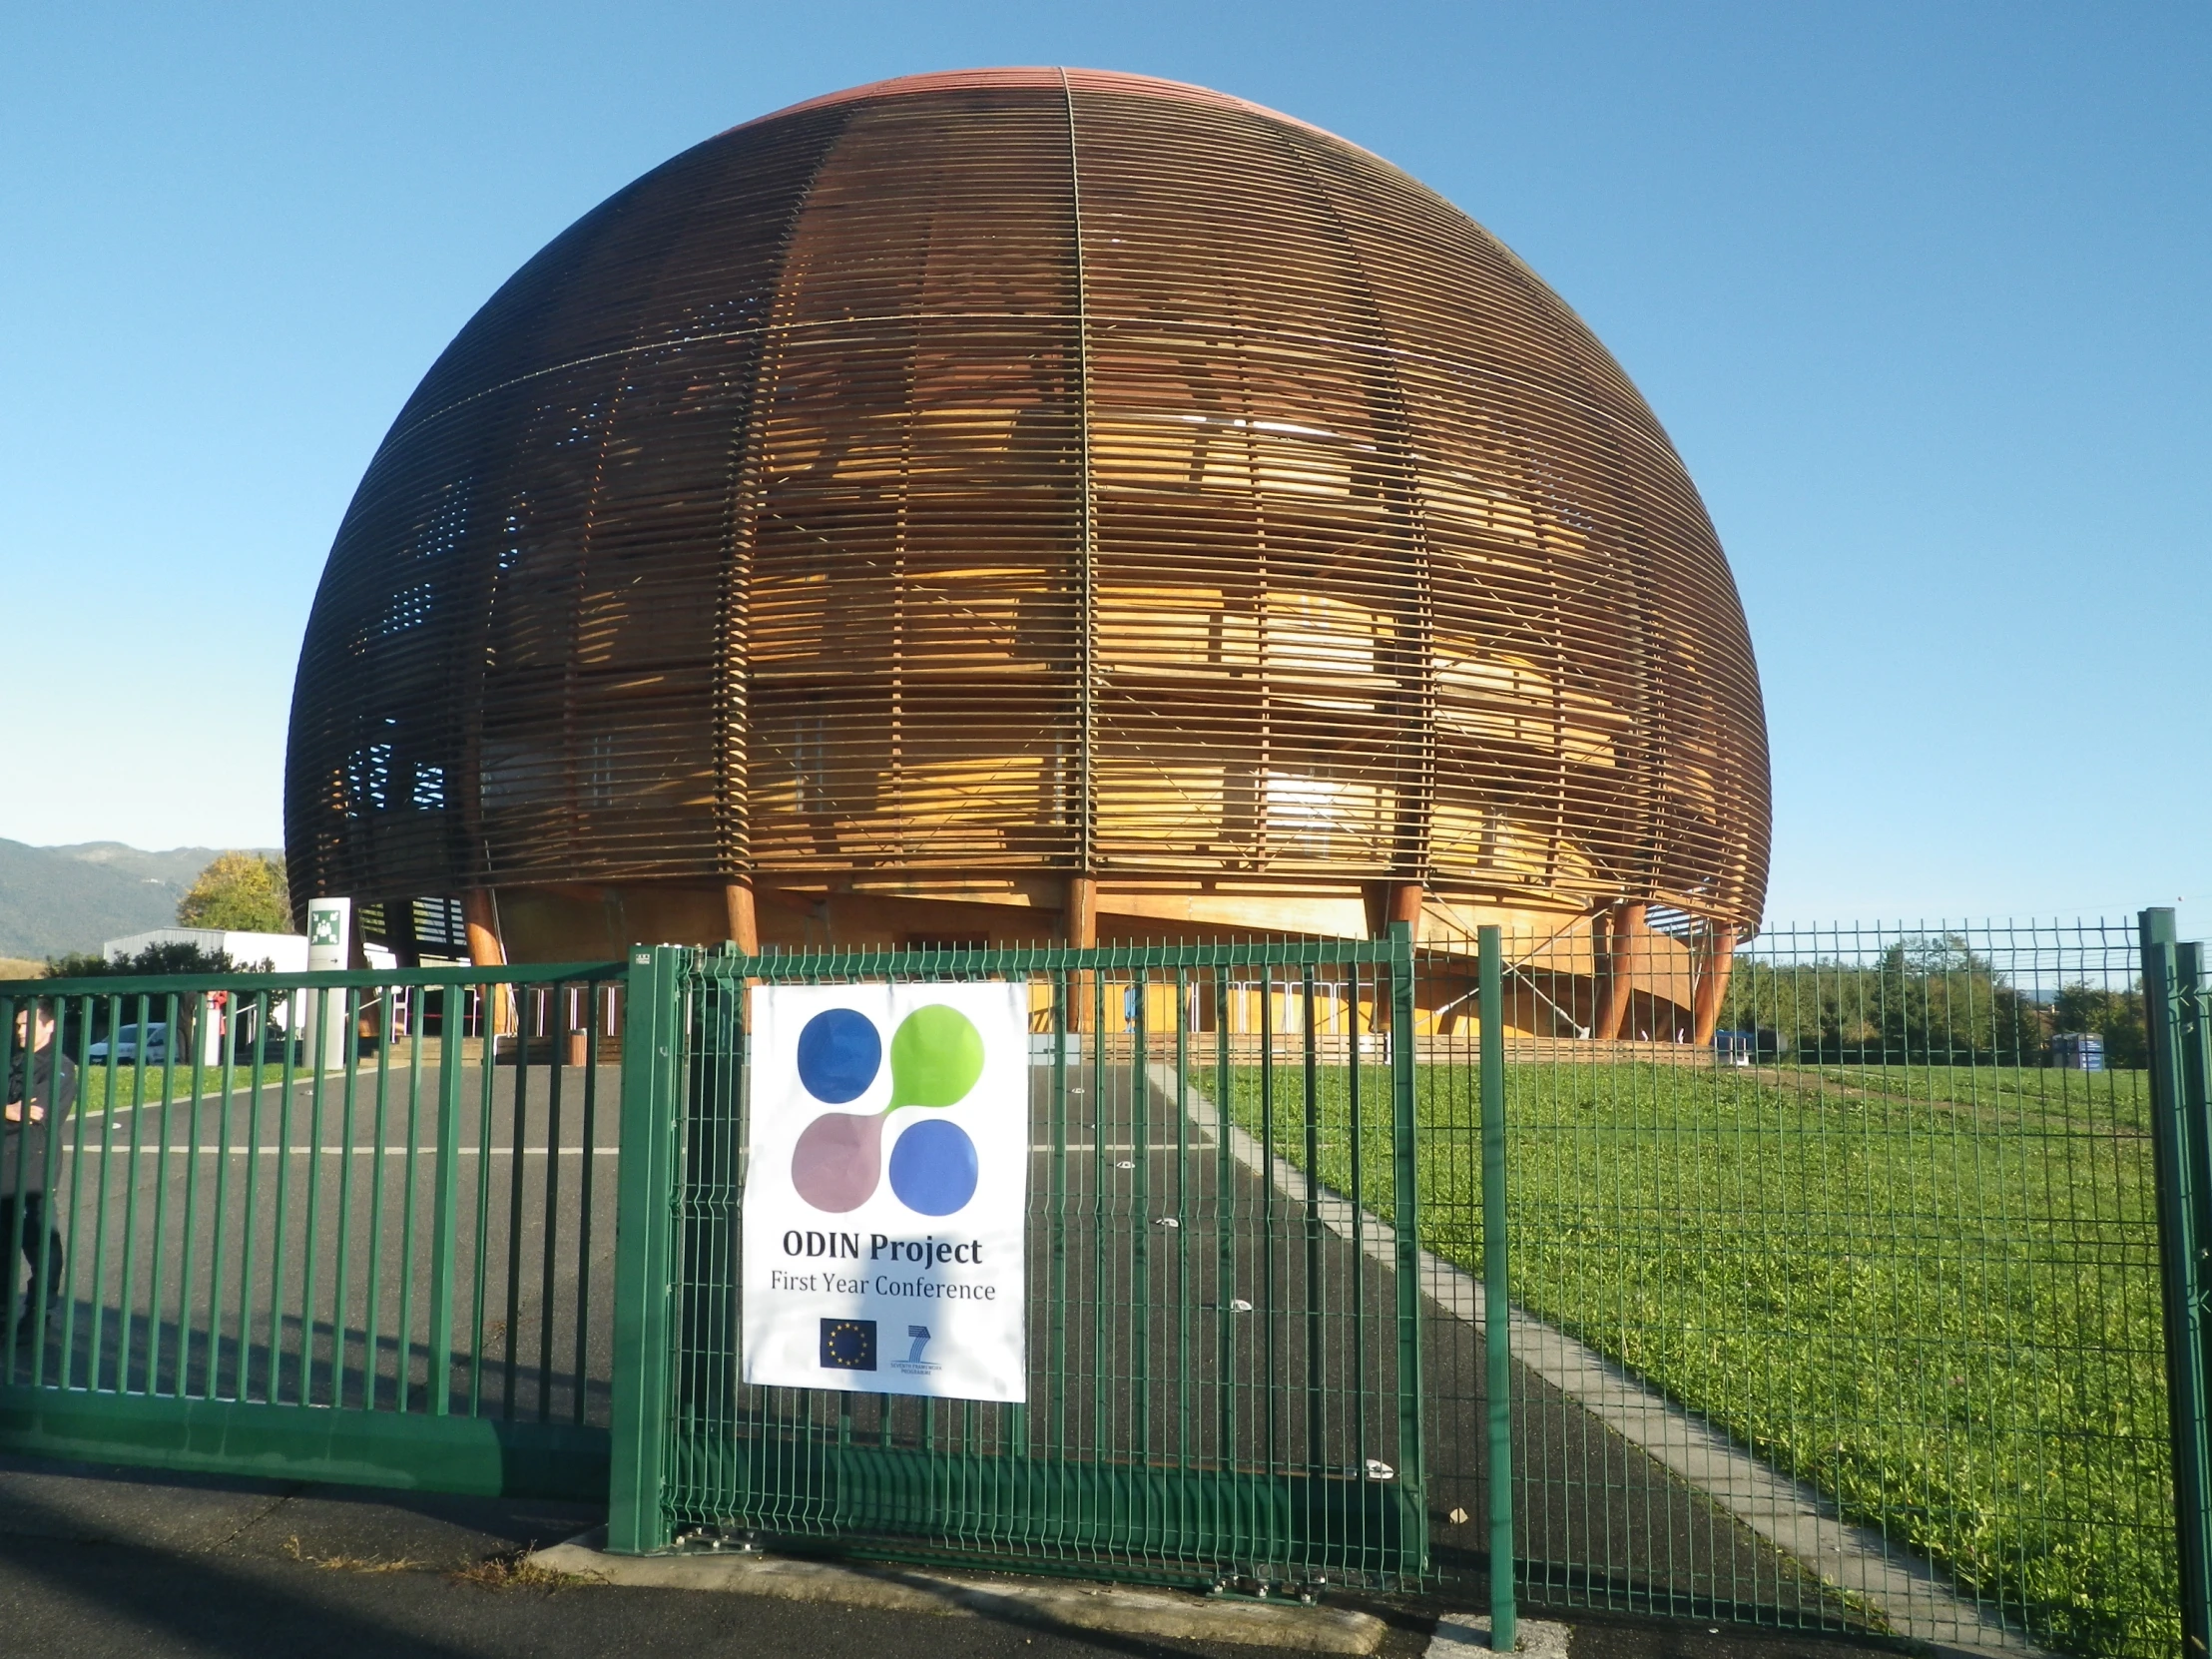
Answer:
[3,1002,76,1346]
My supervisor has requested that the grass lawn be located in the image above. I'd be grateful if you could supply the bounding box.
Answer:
[70,1062,302,1118]
[1225,1058,2175,1658]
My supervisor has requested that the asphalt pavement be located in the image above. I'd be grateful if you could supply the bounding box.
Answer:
[4,1056,1882,1647]
[0,1448,1435,1659]
[0,1451,1921,1659]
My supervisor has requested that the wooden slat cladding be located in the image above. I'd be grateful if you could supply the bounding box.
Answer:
[1073,85,1430,883]
[286,104,853,897]
[285,68,1770,932]
[742,89,1085,871]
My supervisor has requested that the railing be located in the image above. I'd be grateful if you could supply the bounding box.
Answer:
[2145,910,2211,1659]
[0,914,2201,1657]
[1408,915,2176,1658]
[0,960,623,1497]
[610,937,1428,1592]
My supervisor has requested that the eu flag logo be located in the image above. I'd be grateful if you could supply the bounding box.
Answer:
[820,1318,877,1371]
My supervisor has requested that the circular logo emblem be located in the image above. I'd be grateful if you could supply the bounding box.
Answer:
[788,1003,984,1218]
[796,1007,881,1104]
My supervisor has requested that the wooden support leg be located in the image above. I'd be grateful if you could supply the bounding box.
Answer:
[1587,906,1615,1038]
[462,888,503,968]
[1592,900,1643,1041]
[724,879,760,956]
[1065,875,1096,1034]
[1385,880,1424,940]
[1692,924,1737,1048]
[462,888,514,1038]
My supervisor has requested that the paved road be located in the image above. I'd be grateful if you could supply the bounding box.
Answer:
[0,1452,1911,1659]
[0,1452,1441,1659]
[6,1057,1858,1631]
[7,1061,620,1423]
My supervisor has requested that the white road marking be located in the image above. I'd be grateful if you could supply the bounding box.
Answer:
[1026,1143,1213,1153]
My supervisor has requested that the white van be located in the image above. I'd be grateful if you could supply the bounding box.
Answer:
[88,1022,170,1064]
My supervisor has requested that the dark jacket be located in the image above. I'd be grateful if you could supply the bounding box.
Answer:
[2,1047,78,1194]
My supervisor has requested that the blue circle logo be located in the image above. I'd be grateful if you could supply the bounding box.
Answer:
[886,1118,979,1216]
[796,1007,881,1104]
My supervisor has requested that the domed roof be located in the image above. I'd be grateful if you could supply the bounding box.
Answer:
[286,68,1769,930]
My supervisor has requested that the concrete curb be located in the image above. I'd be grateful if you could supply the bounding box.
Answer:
[528,1528,1388,1653]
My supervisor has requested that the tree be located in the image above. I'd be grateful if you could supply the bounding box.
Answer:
[41,950,112,980]
[177,852,291,932]
[1873,937,2046,1064]
[48,941,246,978]
[41,940,268,1050]
[2052,980,2148,1069]
[1720,937,2048,1063]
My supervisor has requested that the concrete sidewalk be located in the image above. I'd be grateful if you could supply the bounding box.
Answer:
[0,1452,1923,1659]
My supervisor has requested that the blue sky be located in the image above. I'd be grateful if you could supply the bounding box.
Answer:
[1,2,2204,931]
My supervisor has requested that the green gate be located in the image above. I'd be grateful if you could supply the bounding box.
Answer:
[0,960,623,1499]
[608,934,1428,1591]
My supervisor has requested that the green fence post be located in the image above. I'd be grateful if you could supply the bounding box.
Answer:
[2144,906,2212,1657]
[1387,920,1427,1582]
[427,985,466,1414]
[1478,924,1516,1651]
[609,945,684,1553]
[2189,935,2212,1659]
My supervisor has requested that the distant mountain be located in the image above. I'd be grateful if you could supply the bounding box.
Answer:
[0,839,283,960]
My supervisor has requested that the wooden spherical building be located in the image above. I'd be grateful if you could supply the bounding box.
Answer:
[285,68,1769,1030]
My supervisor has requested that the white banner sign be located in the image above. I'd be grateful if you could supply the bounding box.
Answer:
[741,982,1029,1402]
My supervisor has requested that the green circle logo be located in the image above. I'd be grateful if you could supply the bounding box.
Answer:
[887,1004,984,1110]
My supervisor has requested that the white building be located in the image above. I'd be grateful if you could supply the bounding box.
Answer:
[104,927,311,971]
[101,928,397,973]
[99,927,397,1064]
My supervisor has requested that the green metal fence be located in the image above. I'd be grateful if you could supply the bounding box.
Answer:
[1,914,2203,1657]
[609,935,1431,1592]
[2145,909,2212,1659]
[1395,914,2179,1658]
[0,961,623,1498]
